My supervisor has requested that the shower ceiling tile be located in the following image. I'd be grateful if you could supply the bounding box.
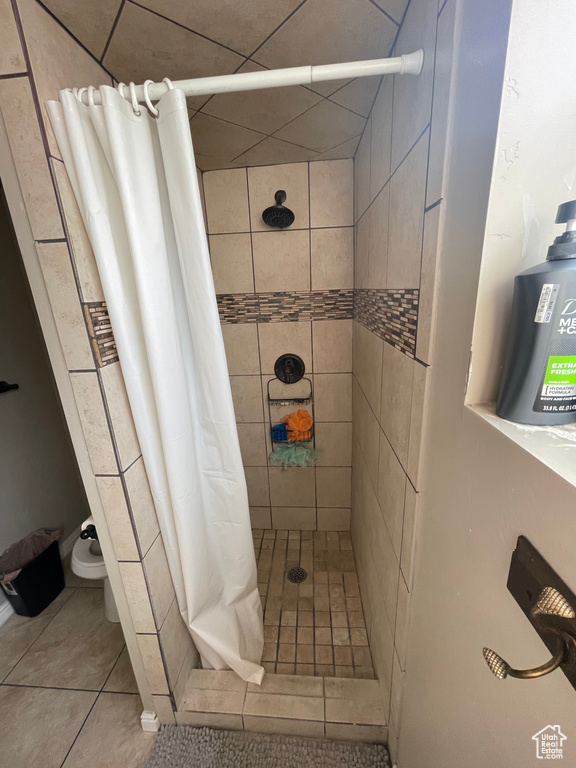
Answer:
[40,0,122,59]
[190,113,265,161]
[135,0,303,57]
[274,100,366,153]
[253,0,398,95]
[371,0,410,25]
[314,137,361,162]
[234,138,317,169]
[329,77,382,118]
[201,61,323,135]
[102,2,244,100]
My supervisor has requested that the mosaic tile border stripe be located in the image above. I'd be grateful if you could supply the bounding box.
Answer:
[217,289,354,324]
[354,288,419,357]
[83,302,119,367]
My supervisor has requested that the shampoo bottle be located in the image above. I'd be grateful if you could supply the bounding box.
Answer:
[497,200,576,425]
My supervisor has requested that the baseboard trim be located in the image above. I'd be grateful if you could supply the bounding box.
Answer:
[60,525,81,559]
[0,598,15,628]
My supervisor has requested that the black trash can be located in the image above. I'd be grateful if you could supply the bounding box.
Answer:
[0,531,65,617]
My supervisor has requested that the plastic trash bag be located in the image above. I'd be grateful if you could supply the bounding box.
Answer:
[0,528,61,585]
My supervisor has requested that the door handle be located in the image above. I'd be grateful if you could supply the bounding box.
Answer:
[483,586,576,680]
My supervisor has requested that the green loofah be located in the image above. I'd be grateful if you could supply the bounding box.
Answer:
[269,442,320,468]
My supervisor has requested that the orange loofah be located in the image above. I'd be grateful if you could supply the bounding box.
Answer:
[281,409,313,441]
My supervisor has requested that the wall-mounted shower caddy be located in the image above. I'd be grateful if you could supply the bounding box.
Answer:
[268,354,315,446]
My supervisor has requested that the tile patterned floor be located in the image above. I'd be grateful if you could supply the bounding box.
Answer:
[0,564,153,768]
[253,529,375,679]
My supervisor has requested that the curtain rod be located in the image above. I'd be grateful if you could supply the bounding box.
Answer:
[78,50,423,106]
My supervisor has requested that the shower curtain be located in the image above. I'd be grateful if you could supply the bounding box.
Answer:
[48,86,264,683]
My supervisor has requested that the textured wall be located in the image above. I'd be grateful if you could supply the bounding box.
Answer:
[202,160,354,531]
[351,0,455,753]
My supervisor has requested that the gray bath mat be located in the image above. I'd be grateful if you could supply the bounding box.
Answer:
[141,725,390,768]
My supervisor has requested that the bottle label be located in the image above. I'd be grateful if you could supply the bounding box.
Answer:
[534,283,559,323]
[534,350,576,413]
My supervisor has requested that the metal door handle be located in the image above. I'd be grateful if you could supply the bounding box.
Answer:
[483,587,576,680]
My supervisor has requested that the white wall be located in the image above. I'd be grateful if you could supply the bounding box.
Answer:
[399,0,576,766]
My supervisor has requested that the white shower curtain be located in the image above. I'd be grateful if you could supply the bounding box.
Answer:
[48,86,264,683]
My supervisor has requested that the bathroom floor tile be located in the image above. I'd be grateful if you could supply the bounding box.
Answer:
[5,588,124,690]
[0,684,97,768]
[103,646,138,694]
[0,587,74,682]
[254,529,374,679]
[62,692,154,768]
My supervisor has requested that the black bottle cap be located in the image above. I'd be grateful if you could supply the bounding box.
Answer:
[547,200,576,260]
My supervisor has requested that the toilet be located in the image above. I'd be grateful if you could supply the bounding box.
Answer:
[71,518,120,623]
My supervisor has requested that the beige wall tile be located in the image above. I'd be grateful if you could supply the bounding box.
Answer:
[314,374,352,422]
[325,722,387,742]
[209,233,254,294]
[416,204,442,365]
[407,361,429,490]
[244,715,324,738]
[250,506,272,528]
[136,634,169,695]
[355,122,371,220]
[152,694,176,725]
[324,677,381,699]
[310,160,354,228]
[269,467,316,507]
[0,0,25,74]
[271,506,316,529]
[312,319,352,374]
[175,711,243,729]
[248,162,310,231]
[143,535,176,630]
[315,422,352,467]
[252,230,310,293]
[124,457,160,557]
[258,321,312,375]
[351,390,379,510]
[0,76,64,240]
[353,323,383,416]
[317,467,352,508]
[184,687,245,715]
[317,507,350,530]
[243,692,324,721]
[354,213,370,289]
[377,431,407,559]
[159,598,192,689]
[311,227,353,290]
[370,76,393,201]
[37,242,94,370]
[221,324,260,375]
[390,0,437,171]
[96,476,139,561]
[237,423,267,466]
[230,375,264,422]
[380,343,415,469]
[325,696,386,725]
[51,160,104,303]
[387,130,429,288]
[100,362,141,471]
[203,169,249,234]
[17,0,113,158]
[70,372,117,475]
[244,466,270,506]
[185,669,247,692]
[400,483,418,592]
[118,562,156,633]
[427,0,456,206]
[395,575,411,671]
[368,186,389,289]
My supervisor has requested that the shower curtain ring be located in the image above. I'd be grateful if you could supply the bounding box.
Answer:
[76,87,88,105]
[87,85,96,107]
[128,82,141,116]
[162,77,174,90]
[143,80,159,118]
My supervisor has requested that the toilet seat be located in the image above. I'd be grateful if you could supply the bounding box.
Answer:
[71,536,107,580]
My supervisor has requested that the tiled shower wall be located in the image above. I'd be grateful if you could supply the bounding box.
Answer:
[0,0,197,722]
[351,0,455,755]
[201,160,354,532]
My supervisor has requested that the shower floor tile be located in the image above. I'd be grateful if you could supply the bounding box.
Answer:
[253,529,375,679]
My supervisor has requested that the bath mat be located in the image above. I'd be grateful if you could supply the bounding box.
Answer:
[141,725,390,768]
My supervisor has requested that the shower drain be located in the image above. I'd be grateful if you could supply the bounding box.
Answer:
[287,566,308,584]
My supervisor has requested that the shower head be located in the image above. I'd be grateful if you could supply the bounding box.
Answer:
[262,190,295,229]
